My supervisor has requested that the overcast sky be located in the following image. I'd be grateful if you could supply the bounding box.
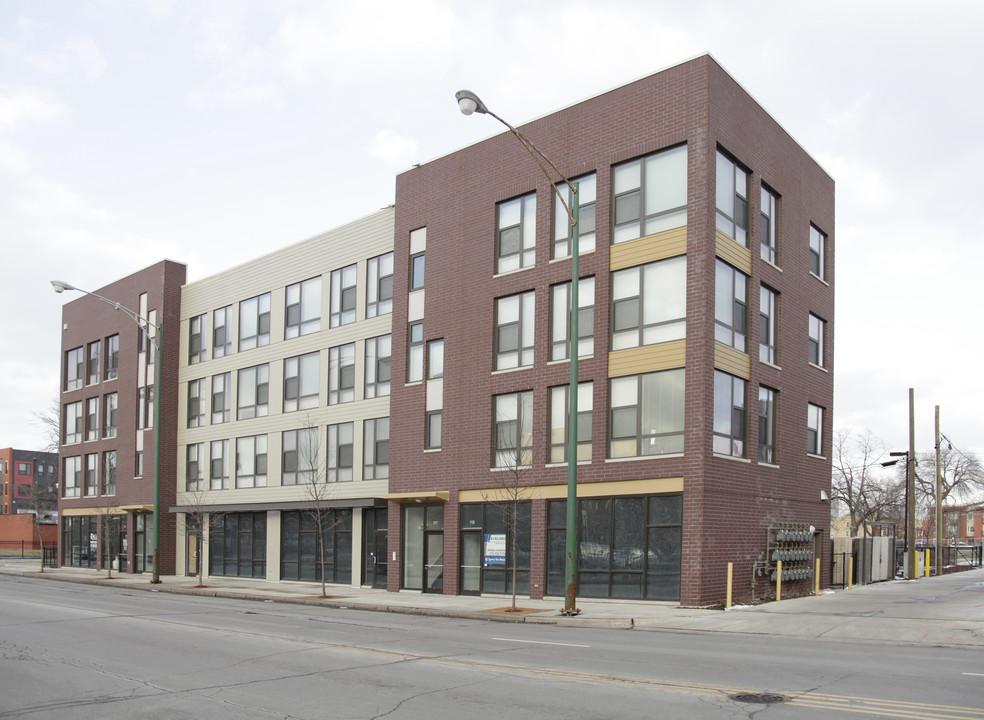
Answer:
[2,0,981,460]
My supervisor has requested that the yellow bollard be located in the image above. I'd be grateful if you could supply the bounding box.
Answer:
[848,556,854,590]
[926,550,931,577]
[776,560,782,601]
[814,558,820,595]
[726,562,733,609]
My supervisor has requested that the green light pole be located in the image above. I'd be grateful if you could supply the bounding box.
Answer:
[52,280,164,583]
[456,90,582,615]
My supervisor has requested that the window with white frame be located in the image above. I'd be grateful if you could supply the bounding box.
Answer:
[363,417,389,480]
[497,193,536,273]
[189,313,207,364]
[809,224,826,280]
[211,372,230,424]
[807,403,824,456]
[237,364,269,420]
[495,291,535,370]
[715,149,749,246]
[758,386,777,464]
[410,252,425,291]
[715,259,748,352]
[367,252,394,318]
[104,334,119,380]
[609,369,685,458]
[549,382,593,463]
[64,401,82,444]
[84,454,97,496]
[282,428,318,485]
[85,397,99,441]
[104,392,118,437]
[493,391,533,468]
[284,352,320,412]
[328,343,355,404]
[427,339,444,379]
[186,444,204,491]
[330,264,357,327]
[327,422,354,482]
[407,322,424,382]
[235,435,267,488]
[760,185,779,265]
[612,256,686,351]
[102,450,116,495]
[554,173,596,258]
[212,305,232,358]
[551,277,595,361]
[87,341,100,385]
[713,371,746,458]
[426,410,442,450]
[759,285,777,365]
[239,293,271,351]
[65,347,83,391]
[612,145,688,244]
[365,335,391,399]
[210,439,229,490]
[187,378,206,428]
[63,456,81,498]
[285,277,322,339]
[808,313,825,367]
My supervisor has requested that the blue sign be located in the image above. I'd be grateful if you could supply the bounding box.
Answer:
[484,533,506,566]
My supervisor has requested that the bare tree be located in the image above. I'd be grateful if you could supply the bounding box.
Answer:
[831,429,898,536]
[914,444,984,509]
[182,483,224,588]
[32,398,61,454]
[23,469,57,572]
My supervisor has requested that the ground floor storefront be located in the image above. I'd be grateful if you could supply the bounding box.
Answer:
[60,511,153,573]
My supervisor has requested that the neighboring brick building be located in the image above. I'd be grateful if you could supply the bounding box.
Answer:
[0,449,57,517]
[389,55,835,606]
[55,261,186,573]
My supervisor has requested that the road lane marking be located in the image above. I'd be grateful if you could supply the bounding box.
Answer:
[492,637,590,648]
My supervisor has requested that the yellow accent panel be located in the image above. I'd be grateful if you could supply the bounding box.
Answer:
[610,227,687,271]
[715,230,752,274]
[459,477,683,504]
[714,342,751,379]
[608,341,686,378]
[384,491,450,504]
[61,506,124,517]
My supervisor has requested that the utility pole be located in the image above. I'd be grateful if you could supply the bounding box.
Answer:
[935,406,942,577]
[907,388,916,580]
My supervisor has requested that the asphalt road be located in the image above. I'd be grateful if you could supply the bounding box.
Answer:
[1,574,982,719]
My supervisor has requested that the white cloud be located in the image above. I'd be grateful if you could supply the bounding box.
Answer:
[27,34,107,81]
[369,129,418,165]
[0,87,64,134]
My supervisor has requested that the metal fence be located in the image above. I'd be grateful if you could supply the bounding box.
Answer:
[831,541,983,587]
[0,539,50,558]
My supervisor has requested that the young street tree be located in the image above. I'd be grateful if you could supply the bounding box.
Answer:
[28,400,61,571]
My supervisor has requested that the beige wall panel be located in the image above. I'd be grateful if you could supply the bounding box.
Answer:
[610,226,688,271]
[714,230,752,274]
[714,341,751,379]
[608,340,686,378]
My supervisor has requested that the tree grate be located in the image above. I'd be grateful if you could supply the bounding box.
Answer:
[729,693,788,704]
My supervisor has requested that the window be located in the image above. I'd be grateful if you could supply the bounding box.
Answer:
[714,259,748,352]
[237,364,269,420]
[612,145,688,244]
[609,369,685,458]
[283,428,318,485]
[85,397,99,441]
[367,252,394,318]
[497,192,536,273]
[758,386,777,464]
[186,444,204,491]
[84,454,98,497]
[135,451,143,478]
[284,352,320,412]
[807,403,824,456]
[213,305,232,358]
[713,371,746,458]
[189,313,207,364]
[426,410,442,450]
[328,343,355,404]
[330,264,357,327]
[102,450,116,495]
[63,457,81,498]
[211,372,231,424]
[327,422,354,482]
[65,347,83,391]
[759,285,777,365]
[187,378,206,428]
[235,435,268,488]
[427,339,444,379]
[715,150,749,246]
[103,392,118,438]
[365,335,392,399]
[495,291,535,370]
[410,252,425,291]
[285,277,322,339]
[809,224,826,280]
[554,173,596,258]
[147,386,155,429]
[493,391,533,468]
[87,341,101,385]
[760,185,779,264]
[64,401,82,444]
[808,313,825,367]
[551,277,595,360]
[549,382,593,463]
[611,256,686,351]
[105,334,119,380]
[239,293,271,351]
[364,417,389,480]
[137,387,147,430]
[210,439,230,490]
[407,322,424,382]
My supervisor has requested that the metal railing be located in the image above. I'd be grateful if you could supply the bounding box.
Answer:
[0,539,51,558]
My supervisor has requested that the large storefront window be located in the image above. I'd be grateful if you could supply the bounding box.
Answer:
[209,512,266,578]
[62,516,97,568]
[280,510,352,584]
[547,495,682,600]
[459,502,531,596]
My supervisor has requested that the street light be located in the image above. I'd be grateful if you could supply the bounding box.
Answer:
[456,90,581,615]
[52,280,164,584]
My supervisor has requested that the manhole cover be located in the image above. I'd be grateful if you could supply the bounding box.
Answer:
[729,693,787,704]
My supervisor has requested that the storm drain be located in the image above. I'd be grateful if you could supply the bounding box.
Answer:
[729,693,788,704]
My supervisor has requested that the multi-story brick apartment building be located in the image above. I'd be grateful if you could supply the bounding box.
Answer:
[55,261,185,573]
[388,55,835,606]
[0,449,57,516]
[173,209,393,587]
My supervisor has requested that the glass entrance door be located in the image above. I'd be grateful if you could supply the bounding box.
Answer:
[424,531,444,592]
[362,508,388,588]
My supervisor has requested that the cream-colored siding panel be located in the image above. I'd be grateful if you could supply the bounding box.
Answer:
[715,230,752,274]
[408,290,425,322]
[714,341,751,379]
[426,378,443,412]
[610,226,687,271]
[410,226,427,254]
[608,340,686,378]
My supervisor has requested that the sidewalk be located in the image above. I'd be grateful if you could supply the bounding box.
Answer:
[3,560,983,647]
